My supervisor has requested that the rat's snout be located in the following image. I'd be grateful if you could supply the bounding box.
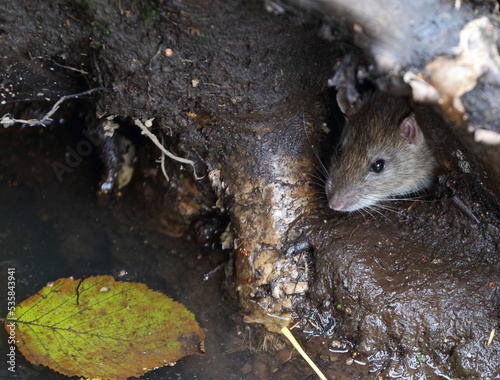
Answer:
[327,187,363,212]
[329,197,347,211]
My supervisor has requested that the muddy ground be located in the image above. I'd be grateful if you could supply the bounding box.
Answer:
[1,0,500,379]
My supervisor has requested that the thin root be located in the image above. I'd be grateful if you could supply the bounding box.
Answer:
[133,118,203,181]
[1,87,105,127]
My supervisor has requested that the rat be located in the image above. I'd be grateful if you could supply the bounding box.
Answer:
[325,89,436,212]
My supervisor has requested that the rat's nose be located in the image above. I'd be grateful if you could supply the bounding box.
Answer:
[328,196,346,211]
[326,183,344,210]
[328,188,362,212]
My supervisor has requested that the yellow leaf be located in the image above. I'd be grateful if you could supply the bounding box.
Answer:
[6,275,205,380]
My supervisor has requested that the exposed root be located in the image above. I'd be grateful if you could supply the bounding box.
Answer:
[159,134,170,182]
[0,88,105,127]
[133,118,202,180]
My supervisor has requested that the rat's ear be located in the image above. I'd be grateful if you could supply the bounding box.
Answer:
[399,113,424,145]
[336,87,363,116]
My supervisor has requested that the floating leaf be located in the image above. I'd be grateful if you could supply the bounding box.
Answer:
[6,275,205,380]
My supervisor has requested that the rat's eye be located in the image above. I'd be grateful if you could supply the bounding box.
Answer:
[336,144,343,157]
[370,159,385,173]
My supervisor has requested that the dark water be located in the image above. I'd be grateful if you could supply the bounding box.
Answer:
[0,122,258,380]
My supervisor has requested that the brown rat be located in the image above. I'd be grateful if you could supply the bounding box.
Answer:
[325,89,436,212]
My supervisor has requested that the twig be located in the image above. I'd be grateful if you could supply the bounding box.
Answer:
[487,328,496,346]
[0,87,105,127]
[281,326,329,380]
[133,118,202,180]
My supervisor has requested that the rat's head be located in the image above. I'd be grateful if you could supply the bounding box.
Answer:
[325,89,436,212]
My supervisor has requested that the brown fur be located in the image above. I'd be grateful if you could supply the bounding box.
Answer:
[326,91,436,212]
